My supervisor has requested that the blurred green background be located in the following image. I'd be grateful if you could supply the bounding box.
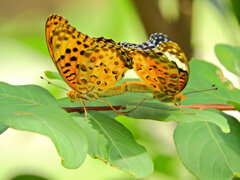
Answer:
[0,0,239,179]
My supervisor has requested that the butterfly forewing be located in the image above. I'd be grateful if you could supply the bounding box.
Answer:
[46,15,98,91]
[46,15,130,97]
[45,15,69,61]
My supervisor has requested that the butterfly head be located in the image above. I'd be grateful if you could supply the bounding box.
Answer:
[67,90,98,102]
[174,93,187,105]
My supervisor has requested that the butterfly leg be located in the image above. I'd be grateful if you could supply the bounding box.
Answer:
[173,100,194,115]
[97,98,125,115]
[122,81,158,113]
[80,99,88,121]
[123,97,154,114]
[101,81,154,114]
[98,82,129,115]
[67,91,88,120]
[103,81,155,113]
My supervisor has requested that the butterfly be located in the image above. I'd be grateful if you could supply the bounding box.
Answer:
[46,15,189,116]
[118,33,189,106]
[45,15,132,116]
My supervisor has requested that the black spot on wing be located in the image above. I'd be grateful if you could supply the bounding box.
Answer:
[66,73,76,81]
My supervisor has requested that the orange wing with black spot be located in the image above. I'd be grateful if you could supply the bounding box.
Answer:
[45,15,97,90]
[45,15,130,95]
[75,44,130,94]
[130,41,189,97]
[46,15,69,63]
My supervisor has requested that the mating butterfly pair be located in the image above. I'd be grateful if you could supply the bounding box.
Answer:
[45,15,189,109]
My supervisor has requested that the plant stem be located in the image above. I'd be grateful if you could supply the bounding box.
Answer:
[62,106,126,113]
[62,104,236,113]
[179,104,235,110]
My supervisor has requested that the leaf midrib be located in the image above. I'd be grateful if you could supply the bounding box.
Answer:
[0,93,43,106]
[88,113,132,171]
[205,121,234,173]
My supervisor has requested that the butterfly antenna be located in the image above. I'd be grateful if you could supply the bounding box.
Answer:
[40,76,69,92]
[183,84,218,95]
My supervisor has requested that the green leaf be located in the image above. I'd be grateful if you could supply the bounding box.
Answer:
[0,82,88,168]
[0,81,58,106]
[215,44,240,77]
[228,101,240,111]
[182,59,240,105]
[174,113,240,180]
[58,94,230,133]
[11,174,48,180]
[231,0,240,24]
[125,102,230,133]
[0,121,8,134]
[44,71,63,80]
[73,111,153,178]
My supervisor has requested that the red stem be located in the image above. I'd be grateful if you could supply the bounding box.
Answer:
[62,104,236,113]
[62,106,126,113]
[179,104,235,110]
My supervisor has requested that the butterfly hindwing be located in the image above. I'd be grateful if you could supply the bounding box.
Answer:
[129,41,189,98]
[75,44,129,94]
[155,41,189,91]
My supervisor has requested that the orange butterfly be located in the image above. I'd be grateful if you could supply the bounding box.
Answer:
[45,15,132,116]
[45,15,190,115]
[118,33,189,106]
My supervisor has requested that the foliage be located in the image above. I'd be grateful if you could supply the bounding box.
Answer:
[174,112,240,180]
[74,111,153,178]
[11,174,48,180]
[0,44,240,179]
[0,82,87,168]
[231,0,240,24]
[0,122,7,134]
[215,44,240,77]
